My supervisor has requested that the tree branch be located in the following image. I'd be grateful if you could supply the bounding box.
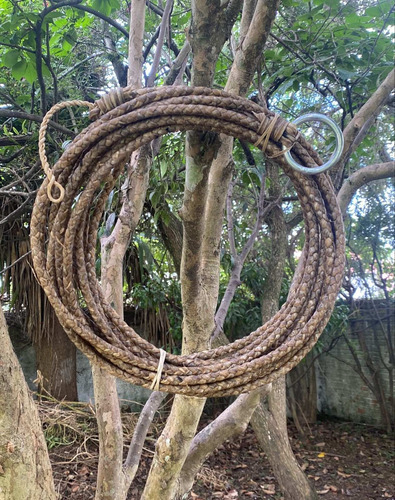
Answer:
[0,147,27,165]
[165,41,191,85]
[143,24,160,61]
[239,0,258,41]
[75,5,129,38]
[146,0,164,17]
[146,0,174,87]
[0,109,75,136]
[226,180,237,260]
[128,0,146,88]
[343,69,394,153]
[0,135,32,146]
[226,0,280,95]
[0,195,35,226]
[123,391,166,479]
[103,24,128,87]
[176,385,271,498]
[332,68,394,189]
[337,161,395,216]
[212,172,287,341]
[58,51,105,80]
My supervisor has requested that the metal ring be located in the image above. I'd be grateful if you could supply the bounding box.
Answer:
[284,113,344,175]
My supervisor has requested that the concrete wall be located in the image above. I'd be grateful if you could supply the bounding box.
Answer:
[6,314,151,411]
[316,299,394,427]
[6,299,394,425]
[76,351,152,412]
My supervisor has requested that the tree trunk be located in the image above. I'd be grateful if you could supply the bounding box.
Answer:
[35,311,78,401]
[176,386,271,499]
[141,3,244,496]
[251,378,318,500]
[251,160,318,499]
[92,365,127,500]
[0,306,56,500]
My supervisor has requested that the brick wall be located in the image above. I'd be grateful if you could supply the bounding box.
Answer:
[316,299,394,427]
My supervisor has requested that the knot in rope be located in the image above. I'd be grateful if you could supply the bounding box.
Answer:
[89,87,133,120]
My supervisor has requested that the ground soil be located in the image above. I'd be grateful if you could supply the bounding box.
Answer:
[48,413,394,500]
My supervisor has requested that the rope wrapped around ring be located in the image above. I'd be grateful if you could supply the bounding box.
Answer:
[30,85,345,397]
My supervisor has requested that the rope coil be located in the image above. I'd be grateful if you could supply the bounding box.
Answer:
[31,86,345,397]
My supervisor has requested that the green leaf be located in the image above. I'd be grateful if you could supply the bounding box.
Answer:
[3,49,20,68]
[24,62,37,84]
[64,30,77,45]
[62,39,73,53]
[26,13,39,23]
[365,6,382,17]
[149,190,161,209]
[345,13,362,27]
[42,63,51,78]
[338,68,358,80]
[160,161,168,178]
[107,0,120,10]
[11,59,27,80]
[161,210,170,227]
[324,0,340,8]
[92,0,111,16]
[282,66,294,77]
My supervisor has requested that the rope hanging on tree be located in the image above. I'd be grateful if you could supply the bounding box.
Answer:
[30,86,345,397]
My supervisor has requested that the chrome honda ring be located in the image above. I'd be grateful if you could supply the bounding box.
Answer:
[284,113,344,175]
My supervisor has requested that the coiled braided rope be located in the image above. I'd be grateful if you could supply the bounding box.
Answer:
[30,86,345,397]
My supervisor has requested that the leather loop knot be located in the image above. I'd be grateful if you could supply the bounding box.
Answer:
[254,112,301,159]
[89,88,128,120]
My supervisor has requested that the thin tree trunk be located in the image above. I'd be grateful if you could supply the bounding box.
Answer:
[92,4,192,498]
[91,1,151,497]
[252,378,318,500]
[176,385,272,499]
[142,3,244,497]
[251,161,318,500]
[0,306,56,500]
[35,311,78,401]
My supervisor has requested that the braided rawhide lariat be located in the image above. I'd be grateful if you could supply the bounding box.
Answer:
[30,86,345,397]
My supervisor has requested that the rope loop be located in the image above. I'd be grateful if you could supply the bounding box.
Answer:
[39,100,95,203]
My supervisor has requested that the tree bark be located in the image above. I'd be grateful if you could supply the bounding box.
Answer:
[252,378,318,500]
[0,306,56,500]
[35,311,78,401]
[176,385,272,499]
